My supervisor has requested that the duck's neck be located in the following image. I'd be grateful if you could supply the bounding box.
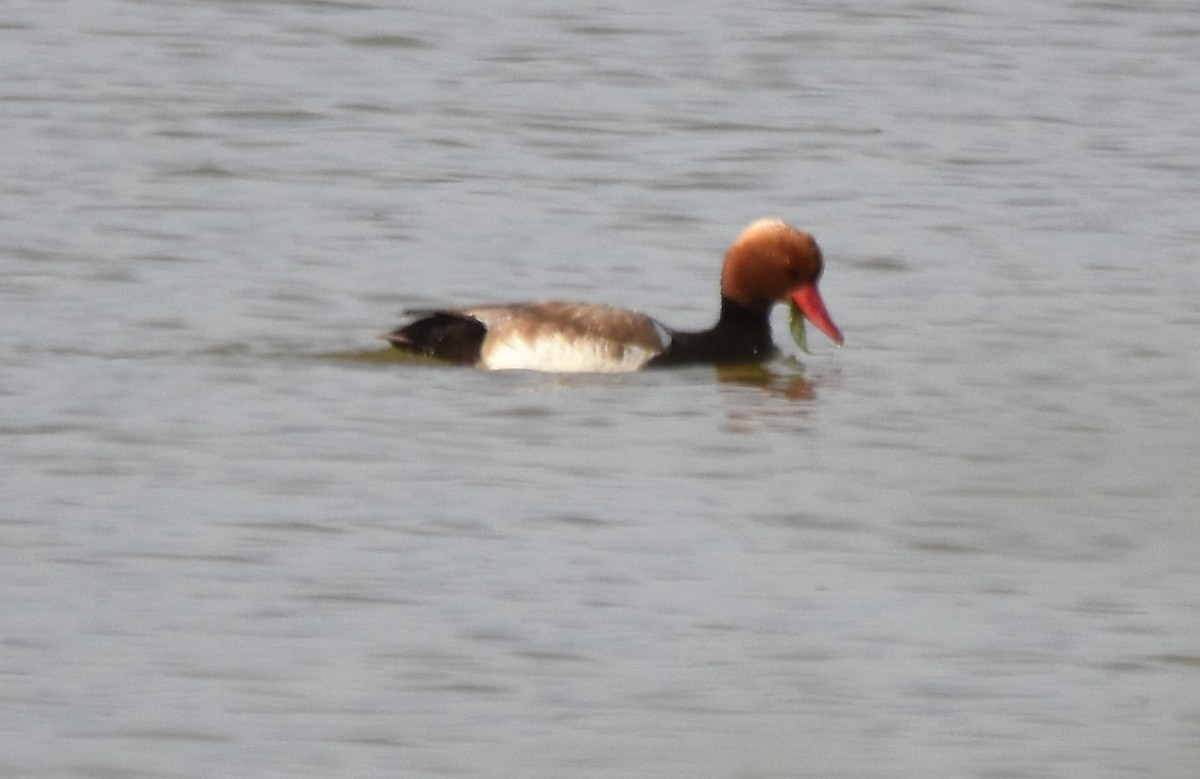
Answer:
[648,296,776,366]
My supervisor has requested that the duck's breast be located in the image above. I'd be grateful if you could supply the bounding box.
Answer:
[466,302,669,372]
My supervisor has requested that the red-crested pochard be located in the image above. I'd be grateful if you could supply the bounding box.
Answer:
[385,218,843,372]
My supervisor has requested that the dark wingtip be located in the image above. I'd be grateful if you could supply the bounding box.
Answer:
[381,312,487,365]
[380,328,410,349]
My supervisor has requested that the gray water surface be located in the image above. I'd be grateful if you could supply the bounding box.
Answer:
[4,1,1200,777]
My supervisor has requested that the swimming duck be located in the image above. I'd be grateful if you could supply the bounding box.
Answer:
[385,218,843,372]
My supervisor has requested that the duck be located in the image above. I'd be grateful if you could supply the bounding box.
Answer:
[384,218,843,372]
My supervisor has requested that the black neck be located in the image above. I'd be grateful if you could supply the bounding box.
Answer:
[647,297,776,367]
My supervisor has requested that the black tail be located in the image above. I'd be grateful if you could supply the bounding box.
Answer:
[384,312,487,365]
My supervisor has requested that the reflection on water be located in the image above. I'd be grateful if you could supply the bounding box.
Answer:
[324,346,821,402]
[3,0,1199,777]
[717,361,818,402]
[320,346,443,365]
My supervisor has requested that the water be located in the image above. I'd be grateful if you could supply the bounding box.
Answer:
[4,1,1200,776]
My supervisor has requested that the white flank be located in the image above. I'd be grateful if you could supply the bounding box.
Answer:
[482,331,663,373]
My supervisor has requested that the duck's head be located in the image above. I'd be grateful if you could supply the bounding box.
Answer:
[720,218,844,346]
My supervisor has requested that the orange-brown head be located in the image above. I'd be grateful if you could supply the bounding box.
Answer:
[720,218,844,345]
